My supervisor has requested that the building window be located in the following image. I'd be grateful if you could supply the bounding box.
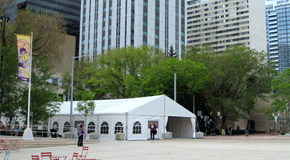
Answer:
[143,31,147,36]
[52,122,59,132]
[114,122,123,134]
[155,34,159,39]
[144,11,147,16]
[101,122,109,134]
[133,121,141,134]
[88,122,95,133]
[155,15,159,20]
[155,24,159,29]
[63,122,70,133]
[155,44,159,49]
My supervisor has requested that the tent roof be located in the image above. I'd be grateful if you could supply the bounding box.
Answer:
[56,95,196,118]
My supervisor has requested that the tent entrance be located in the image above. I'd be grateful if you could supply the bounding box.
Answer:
[166,117,193,138]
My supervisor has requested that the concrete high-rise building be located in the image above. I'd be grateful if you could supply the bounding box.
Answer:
[187,0,267,53]
[17,0,81,56]
[266,0,290,72]
[79,0,187,59]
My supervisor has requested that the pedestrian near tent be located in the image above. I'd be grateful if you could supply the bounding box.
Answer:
[245,123,250,136]
[149,122,157,142]
[77,124,86,147]
[76,122,83,134]
[228,124,232,135]
[236,124,240,135]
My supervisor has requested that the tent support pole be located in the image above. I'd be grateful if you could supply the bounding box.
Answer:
[164,95,166,135]
[126,112,128,140]
[97,115,99,136]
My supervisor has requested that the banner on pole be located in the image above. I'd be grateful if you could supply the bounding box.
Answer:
[17,34,31,82]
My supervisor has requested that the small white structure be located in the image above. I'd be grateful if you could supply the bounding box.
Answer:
[49,95,196,140]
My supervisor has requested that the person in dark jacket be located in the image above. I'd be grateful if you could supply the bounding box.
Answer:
[236,124,240,135]
[245,123,250,136]
[149,122,157,141]
[77,124,86,147]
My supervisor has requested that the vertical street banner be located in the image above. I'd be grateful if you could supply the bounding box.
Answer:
[17,34,31,82]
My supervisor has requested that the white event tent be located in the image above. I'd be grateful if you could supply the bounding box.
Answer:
[49,95,196,140]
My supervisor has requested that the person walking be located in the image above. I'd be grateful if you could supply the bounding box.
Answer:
[150,122,157,142]
[245,123,250,136]
[236,124,240,135]
[77,124,86,147]
[228,124,232,135]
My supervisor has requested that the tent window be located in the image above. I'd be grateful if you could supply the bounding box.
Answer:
[114,122,123,134]
[133,121,141,134]
[63,122,70,133]
[101,122,109,134]
[88,122,95,133]
[53,122,59,132]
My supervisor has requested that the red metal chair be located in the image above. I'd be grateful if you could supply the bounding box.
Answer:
[72,152,78,160]
[0,139,9,152]
[78,146,89,159]
[32,155,40,160]
[41,152,52,160]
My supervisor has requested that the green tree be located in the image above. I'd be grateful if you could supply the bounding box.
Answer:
[167,45,178,58]
[96,45,164,98]
[0,8,66,124]
[75,91,95,133]
[140,57,209,109]
[183,45,276,127]
[61,58,106,101]
[268,68,290,132]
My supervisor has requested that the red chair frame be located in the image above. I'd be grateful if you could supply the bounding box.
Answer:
[0,139,9,152]
[72,152,78,160]
[32,155,40,160]
[78,146,89,159]
[41,152,52,160]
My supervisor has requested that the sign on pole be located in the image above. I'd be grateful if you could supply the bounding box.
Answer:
[17,35,31,82]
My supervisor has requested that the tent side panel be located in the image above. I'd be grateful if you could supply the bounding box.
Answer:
[98,114,126,140]
[127,115,148,140]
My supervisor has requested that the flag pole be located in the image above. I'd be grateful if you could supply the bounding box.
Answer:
[22,32,34,140]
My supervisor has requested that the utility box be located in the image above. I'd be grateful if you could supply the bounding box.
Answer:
[163,132,172,139]
[115,132,124,140]
[89,133,99,139]
[196,132,203,139]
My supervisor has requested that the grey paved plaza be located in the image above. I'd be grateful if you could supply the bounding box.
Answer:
[1,135,290,160]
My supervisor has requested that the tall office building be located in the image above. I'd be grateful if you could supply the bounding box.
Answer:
[187,0,266,53]
[17,0,81,56]
[79,0,187,59]
[266,0,290,72]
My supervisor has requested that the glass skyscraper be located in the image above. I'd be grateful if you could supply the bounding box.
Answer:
[79,0,186,59]
[266,0,290,72]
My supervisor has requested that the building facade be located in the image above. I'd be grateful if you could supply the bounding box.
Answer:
[17,0,81,56]
[79,0,187,59]
[187,0,266,52]
[266,3,279,71]
[266,0,290,72]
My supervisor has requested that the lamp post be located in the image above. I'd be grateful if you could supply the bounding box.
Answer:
[0,16,9,117]
[70,55,88,135]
